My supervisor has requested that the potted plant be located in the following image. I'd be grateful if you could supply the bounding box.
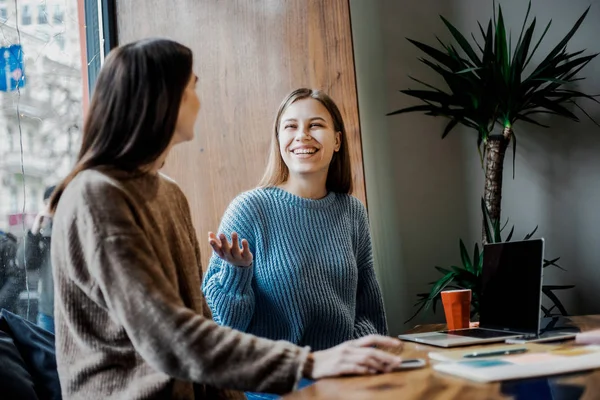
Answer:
[405,199,573,322]
[388,1,597,321]
[388,1,598,243]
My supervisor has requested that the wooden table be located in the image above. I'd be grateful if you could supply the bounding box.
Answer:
[284,315,600,399]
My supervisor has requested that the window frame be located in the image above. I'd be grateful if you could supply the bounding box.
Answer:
[82,0,117,97]
[21,4,31,25]
[37,4,47,24]
[53,4,64,24]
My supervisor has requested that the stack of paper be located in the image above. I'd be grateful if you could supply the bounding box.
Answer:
[431,344,600,382]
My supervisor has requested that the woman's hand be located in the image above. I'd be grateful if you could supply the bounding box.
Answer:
[308,335,404,379]
[208,231,253,267]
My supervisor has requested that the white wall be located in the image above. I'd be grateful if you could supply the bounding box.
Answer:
[351,0,600,335]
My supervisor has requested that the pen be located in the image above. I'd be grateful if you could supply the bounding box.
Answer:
[463,348,528,358]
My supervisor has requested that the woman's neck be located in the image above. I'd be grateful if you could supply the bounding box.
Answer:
[279,174,328,199]
[145,144,172,174]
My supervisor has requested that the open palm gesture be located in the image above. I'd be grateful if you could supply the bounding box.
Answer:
[208,231,253,267]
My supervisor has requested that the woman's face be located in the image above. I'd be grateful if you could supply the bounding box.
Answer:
[172,73,200,144]
[278,98,341,179]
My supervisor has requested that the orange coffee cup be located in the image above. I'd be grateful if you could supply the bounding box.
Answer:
[441,289,471,330]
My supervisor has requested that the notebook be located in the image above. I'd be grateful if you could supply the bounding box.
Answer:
[433,344,600,382]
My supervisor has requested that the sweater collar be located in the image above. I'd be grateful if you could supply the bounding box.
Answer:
[267,186,337,209]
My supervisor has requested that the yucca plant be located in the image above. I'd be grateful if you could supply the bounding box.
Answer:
[388,1,599,243]
[406,199,574,323]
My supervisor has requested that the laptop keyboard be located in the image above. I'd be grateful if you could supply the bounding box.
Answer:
[440,328,518,339]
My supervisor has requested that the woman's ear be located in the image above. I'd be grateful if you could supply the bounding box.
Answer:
[335,131,342,152]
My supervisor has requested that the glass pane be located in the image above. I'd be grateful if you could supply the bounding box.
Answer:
[0,0,84,331]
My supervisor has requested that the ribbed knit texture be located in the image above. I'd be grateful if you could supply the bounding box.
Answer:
[51,169,310,400]
[202,187,388,351]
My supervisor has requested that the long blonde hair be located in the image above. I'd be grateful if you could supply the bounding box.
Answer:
[258,88,353,194]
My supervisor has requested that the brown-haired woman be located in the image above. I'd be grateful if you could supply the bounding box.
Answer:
[49,41,402,400]
[203,89,389,397]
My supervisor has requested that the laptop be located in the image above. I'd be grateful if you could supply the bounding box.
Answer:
[398,239,545,347]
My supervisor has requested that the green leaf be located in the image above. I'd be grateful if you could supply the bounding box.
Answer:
[440,16,482,66]
[473,243,480,271]
[429,274,457,314]
[459,239,473,272]
[511,17,537,88]
[515,114,551,128]
[572,101,600,128]
[405,301,428,323]
[406,38,460,69]
[456,67,482,74]
[474,243,483,276]
[400,89,454,105]
[386,104,437,116]
[408,75,446,92]
[538,7,590,72]
[478,21,487,41]
[552,89,600,104]
[471,32,484,53]
[513,1,532,62]
[493,216,502,243]
[435,266,452,275]
[547,55,598,83]
[524,226,539,240]
[483,20,494,65]
[543,257,566,271]
[524,19,552,68]
[542,286,572,316]
[541,305,552,317]
[500,218,510,233]
[442,118,460,139]
[505,226,515,242]
[494,6,509,81]
[428,271,456,301]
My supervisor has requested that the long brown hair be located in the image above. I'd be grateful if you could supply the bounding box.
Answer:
[49,38,193,212]
[258,88,353,194]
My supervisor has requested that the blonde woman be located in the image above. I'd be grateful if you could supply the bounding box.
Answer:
[203,89,387,352]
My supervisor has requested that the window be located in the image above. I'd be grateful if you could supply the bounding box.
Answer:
[53,5,63,24]
[7,126,13,150]
[21,5,31,25]
[27,130,34,153]
[55,34,65,50]
[0,0,115,325]
[37,4,47,24]
[10,186,17,211]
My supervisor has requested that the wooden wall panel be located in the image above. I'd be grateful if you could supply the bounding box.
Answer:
[115,0,365,268]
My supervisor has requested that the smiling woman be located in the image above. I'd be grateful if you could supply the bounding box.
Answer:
[260,88,353,197]
[202,88,389,398]
[277,97,342,197]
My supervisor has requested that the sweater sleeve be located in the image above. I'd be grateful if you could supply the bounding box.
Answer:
[202,194,257,331]
[352,201,389,338]
[70,185,308,394]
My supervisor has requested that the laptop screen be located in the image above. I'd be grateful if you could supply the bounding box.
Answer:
[479,239,544,334]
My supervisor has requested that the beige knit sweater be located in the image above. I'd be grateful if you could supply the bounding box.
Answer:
[51,168,309,400]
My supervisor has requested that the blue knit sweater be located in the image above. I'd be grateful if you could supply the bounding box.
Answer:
[202,187,387,351]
